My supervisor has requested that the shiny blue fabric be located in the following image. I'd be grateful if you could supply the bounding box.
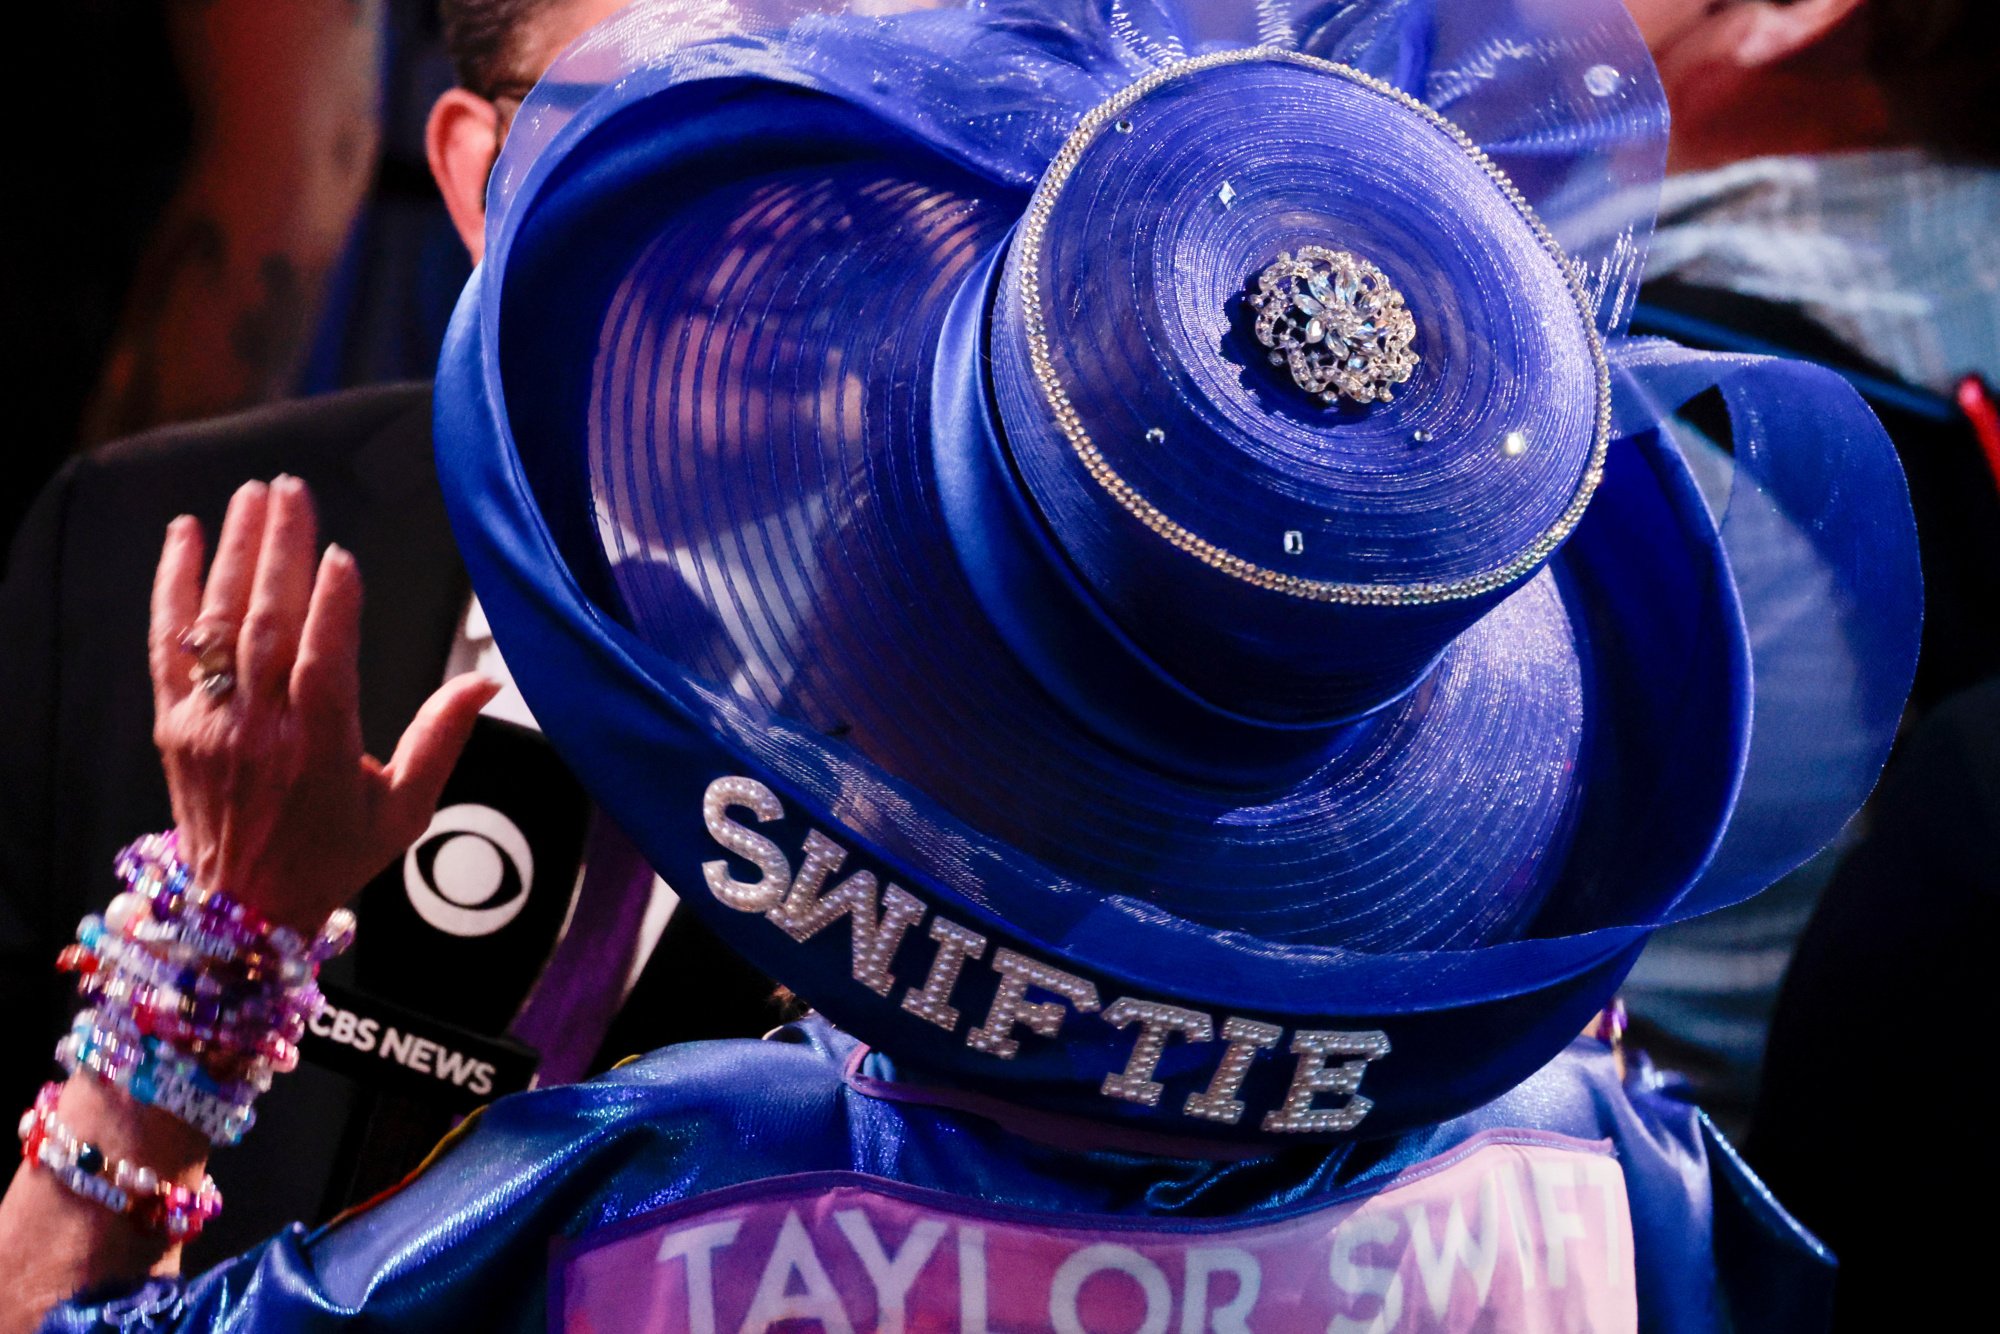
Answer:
[983,53,1605,723]
[425,0,1920,1144]
[491,0,1669,336]
[42,1019,1831,1333]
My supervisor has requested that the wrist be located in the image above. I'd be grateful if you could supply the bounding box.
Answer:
[10,1079,219,1255]
[48,831,355,1162]
[49,1079,210,1193]
[183,862,353,938]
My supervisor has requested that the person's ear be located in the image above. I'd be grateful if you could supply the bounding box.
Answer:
[1728,0,1870,67]
[426,89,503,263]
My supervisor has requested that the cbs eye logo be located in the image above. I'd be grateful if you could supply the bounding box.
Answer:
[403,804,534,938]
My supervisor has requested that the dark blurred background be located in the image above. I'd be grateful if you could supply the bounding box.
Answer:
[4,0,468,557]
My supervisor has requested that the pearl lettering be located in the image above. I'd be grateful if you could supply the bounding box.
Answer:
[1183,1018,1282,1125]
[700,776,792,912]
[966,949,1100,1059]
[692,778,1398,1134]
[1262,1030,1391,1134]
[1101,999,1214,1107]
[766,830,926,996]
[900,918,989,1031]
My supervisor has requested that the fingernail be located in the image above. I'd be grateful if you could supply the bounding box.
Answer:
[234,479,269,502]
[274,473,303,493]
[168,514,196,535]
[325,543,354,568]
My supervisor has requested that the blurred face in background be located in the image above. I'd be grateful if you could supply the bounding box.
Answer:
[1620,0,1895,170]
[429,0,632,261]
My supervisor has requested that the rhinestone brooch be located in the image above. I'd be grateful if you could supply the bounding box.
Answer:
[1250,247,1419,406]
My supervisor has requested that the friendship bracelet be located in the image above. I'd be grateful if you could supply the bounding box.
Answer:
[18,1084,223,1241]
[60,1035,259,1147]
[63,1010,274,1100]
[60,1016,265,1146]
[69,958,314,1058]
[98,835,355,1006]
[57,832,354,1145]
[112,832,356,971]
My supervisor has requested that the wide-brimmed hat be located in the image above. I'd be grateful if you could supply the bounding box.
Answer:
[435,0,1920,1143]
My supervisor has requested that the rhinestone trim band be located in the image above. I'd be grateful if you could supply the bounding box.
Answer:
[1012,48,1614,607]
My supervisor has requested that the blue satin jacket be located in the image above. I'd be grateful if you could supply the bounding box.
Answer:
[44,1020,1829,1332]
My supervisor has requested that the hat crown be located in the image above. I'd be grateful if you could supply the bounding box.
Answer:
[986,53,1609,725]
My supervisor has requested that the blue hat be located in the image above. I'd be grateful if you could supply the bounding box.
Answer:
[435,0,1920,1143]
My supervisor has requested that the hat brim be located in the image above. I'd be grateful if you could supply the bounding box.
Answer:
[437,76,1753,1138]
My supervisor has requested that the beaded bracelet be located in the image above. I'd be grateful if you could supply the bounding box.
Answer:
[67,955,312,1062]
[62,953,303,1087]
[63,1007,277,1096]
[62,1011,266,1146]
[58,1016,262,1145]
[113,832,355,971]
[61,1011,268,1097]
[94,834,354,1023]
[18,1084,222,1241]
[57,833,355,1147]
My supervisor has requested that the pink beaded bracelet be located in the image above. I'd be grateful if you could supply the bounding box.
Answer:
[17,1084,222,1241]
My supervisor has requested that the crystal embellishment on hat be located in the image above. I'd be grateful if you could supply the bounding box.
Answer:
[1251,247,1419,406]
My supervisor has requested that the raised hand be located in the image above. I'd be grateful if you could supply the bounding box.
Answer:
[148,476,497,930]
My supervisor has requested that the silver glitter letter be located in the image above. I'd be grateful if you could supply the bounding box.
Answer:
[965,949,1101,1059]
[900,918,989,1031]
[1100,999,1214,1107]
[700,777,791,912]
[1260,1029,1391,1134]
[1183,1018,1283,1125]
[766,829,927,996]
